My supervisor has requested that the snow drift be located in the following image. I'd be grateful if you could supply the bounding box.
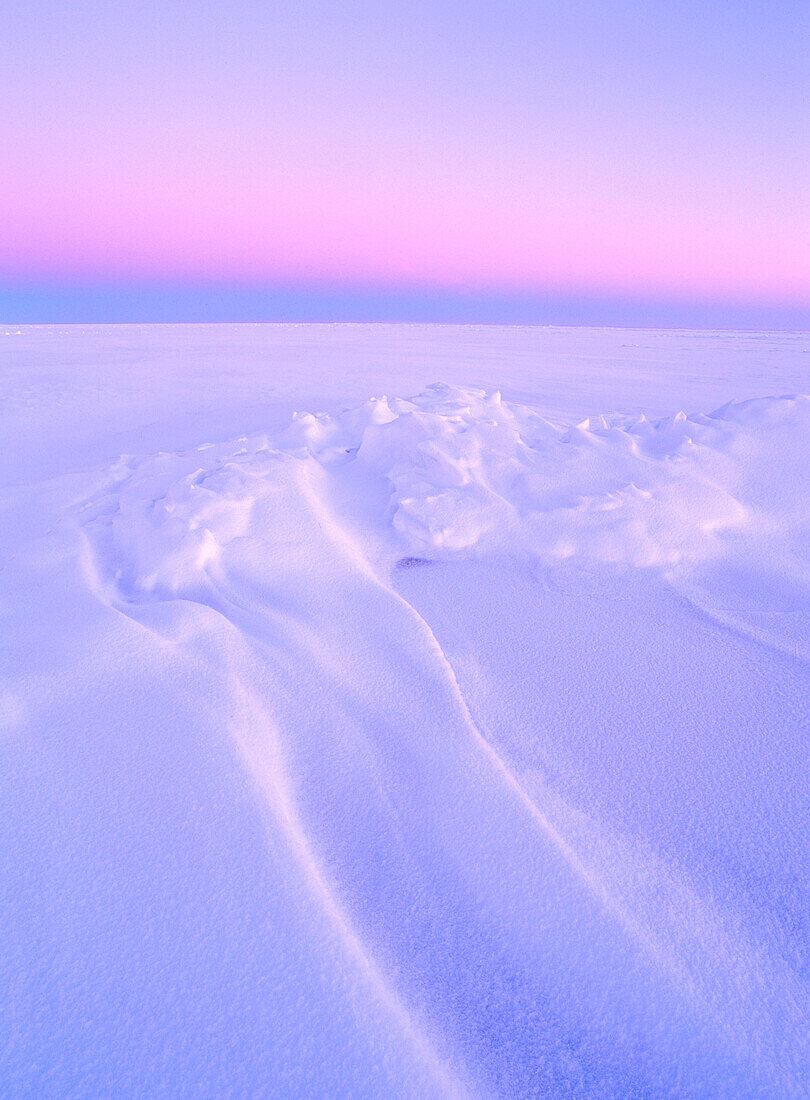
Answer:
[84,384,809,625]
[69,384,810,1096]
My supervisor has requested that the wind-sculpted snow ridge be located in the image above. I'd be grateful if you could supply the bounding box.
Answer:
[73,385,810,1097]
[284,383,755,564]
[87,383,809,587]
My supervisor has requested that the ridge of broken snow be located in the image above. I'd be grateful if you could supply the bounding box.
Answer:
[77,384,810,600]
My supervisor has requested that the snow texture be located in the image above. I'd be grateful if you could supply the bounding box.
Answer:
[1,325,809,1097]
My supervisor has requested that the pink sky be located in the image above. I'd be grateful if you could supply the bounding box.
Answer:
[2,0,809,319]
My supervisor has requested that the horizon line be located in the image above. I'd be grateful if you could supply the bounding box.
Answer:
[2,282,809,331]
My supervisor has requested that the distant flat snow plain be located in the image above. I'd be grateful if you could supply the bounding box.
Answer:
[2,324,809,1097]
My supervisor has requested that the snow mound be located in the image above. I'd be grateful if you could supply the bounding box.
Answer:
[82,384,810,598]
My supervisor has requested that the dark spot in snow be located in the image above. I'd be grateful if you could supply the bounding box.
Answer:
[396,556,433,569]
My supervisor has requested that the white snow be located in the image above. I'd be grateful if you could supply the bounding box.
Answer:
[2,324,809,1096]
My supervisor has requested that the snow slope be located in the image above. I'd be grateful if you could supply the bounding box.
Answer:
[2,325,809,1097]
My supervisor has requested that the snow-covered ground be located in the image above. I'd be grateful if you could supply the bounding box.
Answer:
[2,324,809,1097]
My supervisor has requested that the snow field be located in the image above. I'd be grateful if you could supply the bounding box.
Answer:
[69,384,810,1095]
[2,326,809,1096]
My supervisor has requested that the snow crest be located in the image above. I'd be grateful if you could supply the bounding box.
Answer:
[83,384,809,596]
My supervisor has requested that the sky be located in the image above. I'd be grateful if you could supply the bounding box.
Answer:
[2,0,809,325]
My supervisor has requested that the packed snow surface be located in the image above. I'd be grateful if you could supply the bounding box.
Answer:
[2,325,809,1097]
